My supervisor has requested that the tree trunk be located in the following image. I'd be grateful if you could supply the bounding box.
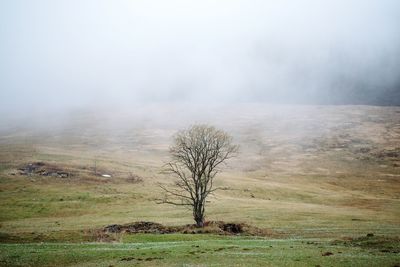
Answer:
[194,203,204,227]
[195,215,204,227]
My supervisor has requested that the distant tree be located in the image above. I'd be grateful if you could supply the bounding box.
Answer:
[158,125,238,227]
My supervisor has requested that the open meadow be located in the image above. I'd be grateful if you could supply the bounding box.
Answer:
[0,104,399,266]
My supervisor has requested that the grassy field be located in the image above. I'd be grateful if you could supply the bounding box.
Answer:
[1,234,399,267]
[0,104,399,266]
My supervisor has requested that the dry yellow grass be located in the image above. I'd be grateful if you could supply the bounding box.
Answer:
[0,104,399,239]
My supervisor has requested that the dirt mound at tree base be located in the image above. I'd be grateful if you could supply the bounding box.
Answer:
[103,221,273,236]
[104,222,173,234]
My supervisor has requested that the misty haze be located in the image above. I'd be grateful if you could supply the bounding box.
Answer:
[0,1,399,266]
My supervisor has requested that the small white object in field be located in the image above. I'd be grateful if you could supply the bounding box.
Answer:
[101,174,111,178]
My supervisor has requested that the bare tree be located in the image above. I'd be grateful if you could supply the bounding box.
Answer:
[158,124,238,227]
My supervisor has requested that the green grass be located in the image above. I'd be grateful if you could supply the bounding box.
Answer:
[0,105,399,266]
[0,235,399,267]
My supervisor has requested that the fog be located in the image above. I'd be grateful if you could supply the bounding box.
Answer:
[1,0,400,118]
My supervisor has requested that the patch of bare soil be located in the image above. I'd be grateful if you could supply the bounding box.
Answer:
[322,251,334,256]
[17,162,72,178]
[126,173,143,183]
[102,221,275,237]
[104,222,171,234]
[373,148,400,161]
[12,162,145,183]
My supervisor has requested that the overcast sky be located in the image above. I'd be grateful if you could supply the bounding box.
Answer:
[1,0,400,114]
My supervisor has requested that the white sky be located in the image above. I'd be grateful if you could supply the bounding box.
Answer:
[1,0,399,113]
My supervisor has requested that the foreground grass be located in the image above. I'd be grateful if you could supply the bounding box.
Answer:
[1,234,399,267]
[1,105,399,266]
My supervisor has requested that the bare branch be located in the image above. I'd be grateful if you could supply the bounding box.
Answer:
[158,124,238,227]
